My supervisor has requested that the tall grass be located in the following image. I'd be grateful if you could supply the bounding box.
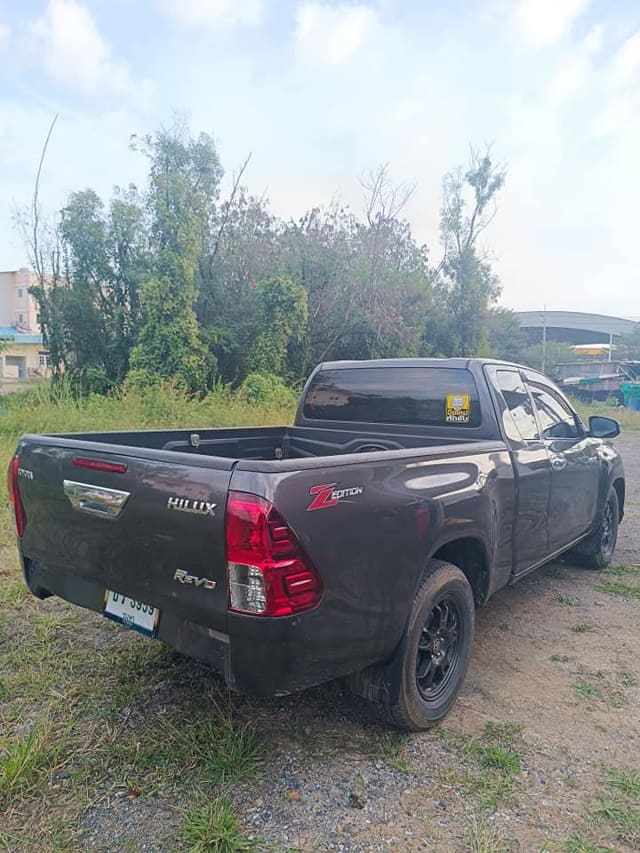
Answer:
[0,379,296,443]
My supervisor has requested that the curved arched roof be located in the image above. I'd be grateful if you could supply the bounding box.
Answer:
[516,311,636,337]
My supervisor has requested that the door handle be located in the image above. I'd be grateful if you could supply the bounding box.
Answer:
[550,455,567,471]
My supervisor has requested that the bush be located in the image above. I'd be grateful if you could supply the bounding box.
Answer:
[238,373,298,407]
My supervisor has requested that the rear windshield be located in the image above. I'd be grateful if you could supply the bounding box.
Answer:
[302,367,482,427]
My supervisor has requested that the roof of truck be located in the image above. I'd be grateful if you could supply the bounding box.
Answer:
[319,357,525,370]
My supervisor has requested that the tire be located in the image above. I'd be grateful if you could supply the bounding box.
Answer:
[355,560,475,731]
[569,487,619,570]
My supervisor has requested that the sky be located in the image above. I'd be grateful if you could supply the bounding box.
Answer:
[0,0,639,317]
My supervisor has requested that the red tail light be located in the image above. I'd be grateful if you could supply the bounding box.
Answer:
[225,491,322,617]
[7,456,26,538]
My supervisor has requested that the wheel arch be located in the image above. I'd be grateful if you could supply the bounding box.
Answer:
[430,536,490,607]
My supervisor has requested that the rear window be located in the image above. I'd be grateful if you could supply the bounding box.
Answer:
[302,367,482,427]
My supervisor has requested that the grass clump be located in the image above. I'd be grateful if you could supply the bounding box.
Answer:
[181,796,259,853]
[0,718,65,806]
[598,579,640,600]
[161,700,263,786]
[555,593,579,607]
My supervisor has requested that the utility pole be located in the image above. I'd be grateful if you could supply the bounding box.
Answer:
[608,332,613,362]
[541,306,547,374]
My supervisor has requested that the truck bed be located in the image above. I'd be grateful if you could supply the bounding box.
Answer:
[49,424,493,462]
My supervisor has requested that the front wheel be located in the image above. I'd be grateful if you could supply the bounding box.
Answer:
[374,560,475,731]
[569,487,619,570]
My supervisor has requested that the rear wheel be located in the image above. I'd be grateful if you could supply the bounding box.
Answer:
[569,487,619,570]
[359,560,475,731]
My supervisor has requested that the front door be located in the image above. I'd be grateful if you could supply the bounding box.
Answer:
[490,368,552,574]
[524,372,599,553]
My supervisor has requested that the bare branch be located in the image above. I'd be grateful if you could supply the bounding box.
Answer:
[32,114,58,283]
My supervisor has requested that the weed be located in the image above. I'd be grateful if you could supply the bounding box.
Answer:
[598,797,640,847]
[562,834,614,853]
[0,718,65,805]
[555,594,579,607]
[602,564,640,576]
[466,819,509,852]
[598,579,640,600]
[573,680,602,702]
[617,668,638,687]
[369,732,412,773]
[572,623,594,634]
[181,796,259,852]
[482,721,523,744]
[606,769,640,799]
[161,700,263,786]
[551,654,571,663]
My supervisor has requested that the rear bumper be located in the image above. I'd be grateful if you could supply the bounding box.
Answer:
[22,557,367,696]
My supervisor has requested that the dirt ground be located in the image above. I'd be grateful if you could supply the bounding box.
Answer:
[2,435,639,852]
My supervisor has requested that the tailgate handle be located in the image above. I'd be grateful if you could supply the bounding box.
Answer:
[63,480,130,519]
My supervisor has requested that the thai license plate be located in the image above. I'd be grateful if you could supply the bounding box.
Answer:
[104,590,159,637]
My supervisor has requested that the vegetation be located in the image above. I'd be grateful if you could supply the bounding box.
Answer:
[21,121,530,396]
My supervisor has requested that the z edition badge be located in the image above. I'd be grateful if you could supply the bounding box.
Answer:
[445,393,471,424]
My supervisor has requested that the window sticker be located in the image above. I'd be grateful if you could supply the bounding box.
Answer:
[446,393,471,424]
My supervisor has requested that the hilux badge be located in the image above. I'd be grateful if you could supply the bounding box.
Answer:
[167,497,216,517]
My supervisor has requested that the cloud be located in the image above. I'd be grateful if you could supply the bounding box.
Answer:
[0,23,10,46]
[515,0,590,46]
[613,31,640,83]
[160,0,265,29]
[25,0,139,97]
[295,2,376,67]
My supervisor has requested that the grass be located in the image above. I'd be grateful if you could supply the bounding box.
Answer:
[466,820,509,853]
[368,731,413,773]
[562,835,614,853]
[0,382,292,848]
[181,796,259,853]
[554,593,579,607]
[606,769,640,799]
[0,717,66,805]
[598,579,640,600]
[598,798,640,847]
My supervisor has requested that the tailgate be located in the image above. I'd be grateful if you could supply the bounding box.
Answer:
[16,438,233,632]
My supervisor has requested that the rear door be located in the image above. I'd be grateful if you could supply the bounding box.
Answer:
[17,439,233,632]
[523,373,599,551]
[488,366,552,573]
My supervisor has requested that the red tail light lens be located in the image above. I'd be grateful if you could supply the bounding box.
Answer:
[225,491,322,617]
[7,456,26,538]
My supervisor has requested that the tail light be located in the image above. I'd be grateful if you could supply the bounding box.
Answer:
[7,456,26,538]
[225,491,322,617]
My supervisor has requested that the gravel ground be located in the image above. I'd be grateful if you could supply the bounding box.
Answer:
[3,435,639,852]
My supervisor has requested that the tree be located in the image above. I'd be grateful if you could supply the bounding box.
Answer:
[248,277,308,378]
[437,148,506,356]
[130,124,222,391]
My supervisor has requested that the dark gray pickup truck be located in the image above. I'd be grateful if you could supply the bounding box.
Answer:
[8,359,624,729]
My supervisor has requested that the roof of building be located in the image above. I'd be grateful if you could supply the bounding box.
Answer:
[0,326,44,345]
[516,311,637,337]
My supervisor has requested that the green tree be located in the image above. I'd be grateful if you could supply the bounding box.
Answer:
[437,148,506,356]
[130,124,222,391]
[248,276,308,378]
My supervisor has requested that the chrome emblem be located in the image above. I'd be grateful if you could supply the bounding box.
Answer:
[173,569,217,590]
[167,497,216,517]
[63,480,130,519]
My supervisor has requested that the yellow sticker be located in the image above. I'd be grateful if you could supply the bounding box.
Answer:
[446,393,471,424]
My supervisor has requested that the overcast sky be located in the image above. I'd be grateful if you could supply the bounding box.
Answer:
[0,0,639,317]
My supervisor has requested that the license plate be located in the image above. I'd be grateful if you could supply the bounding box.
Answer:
[104,590,159,637]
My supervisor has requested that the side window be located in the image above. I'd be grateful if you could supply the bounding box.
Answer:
[495,370,539,442]
[527,381,579,439]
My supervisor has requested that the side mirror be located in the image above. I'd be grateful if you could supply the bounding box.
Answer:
[589,415,620,439]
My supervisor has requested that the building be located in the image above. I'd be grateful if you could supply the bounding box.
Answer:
[516,310,637,345]
[0,268,49,379]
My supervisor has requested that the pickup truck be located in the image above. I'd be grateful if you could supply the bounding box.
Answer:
[8,358,624,730]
